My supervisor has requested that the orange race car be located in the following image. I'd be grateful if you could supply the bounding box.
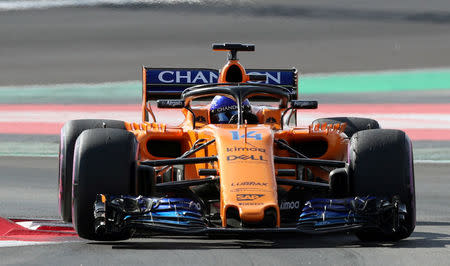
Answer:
[58,43,415,242]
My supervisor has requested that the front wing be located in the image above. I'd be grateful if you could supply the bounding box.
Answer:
[93,194,407,237]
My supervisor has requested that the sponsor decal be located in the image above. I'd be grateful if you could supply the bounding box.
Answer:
[158,99,184,108]
[189,201,202,211]
[211,104,237,113]
[148,69,294,85]
[226,146,266,153]
[230,130,262,141]
[227,154,267,162]
[195,116,206,123]
[236,194,264,201]
[211,104,251,114]
[231,182,268,186]
[246,71,282,84]
[230,187,270,193]
[280,201,300,210]
[157,70,218,84]
[238,202,263,206]
[265,117,277,123]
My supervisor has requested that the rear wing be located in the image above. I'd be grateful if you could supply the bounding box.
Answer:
[142,67,298,100]
[141,67,298,122]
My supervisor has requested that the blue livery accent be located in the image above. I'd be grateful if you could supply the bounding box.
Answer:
[210,96,251,124]
[297,197,379,228]
[230,130,262,140]
[106,195,206,228]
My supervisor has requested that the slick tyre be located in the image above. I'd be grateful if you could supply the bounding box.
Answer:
[72,128,137,241]
[312,117,379,138]
[349,129,416,241]
[58,119,126,222]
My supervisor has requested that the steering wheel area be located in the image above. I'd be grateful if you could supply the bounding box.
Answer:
[181,83,294,125]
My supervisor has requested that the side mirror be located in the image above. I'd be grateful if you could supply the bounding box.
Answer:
[290,100,318,109]
[156,99,185,108]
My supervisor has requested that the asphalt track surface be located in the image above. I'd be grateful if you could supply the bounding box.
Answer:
[0,157,449,265]
[1,1,450,265]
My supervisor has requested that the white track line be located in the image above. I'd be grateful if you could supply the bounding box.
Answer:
[415,160,450,164]
[0,241,62,248]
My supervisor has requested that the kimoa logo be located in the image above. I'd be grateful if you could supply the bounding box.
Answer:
[236,194,264,201]
[226,147,266,153]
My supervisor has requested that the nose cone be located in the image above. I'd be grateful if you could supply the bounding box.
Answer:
[211,125,280,227]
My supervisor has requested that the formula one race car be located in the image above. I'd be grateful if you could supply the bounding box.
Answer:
[58,43,415,242]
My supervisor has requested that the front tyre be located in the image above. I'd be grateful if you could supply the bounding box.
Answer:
[72,128,137,240]
[349,129,415,241]
[58,119,126,222]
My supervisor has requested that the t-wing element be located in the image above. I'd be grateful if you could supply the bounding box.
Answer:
[212,43,255,60]
[213,43,255,84]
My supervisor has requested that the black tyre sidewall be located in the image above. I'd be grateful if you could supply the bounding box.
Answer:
[349,129,416,241]
[72,128,137,240]
[58,119,125,222]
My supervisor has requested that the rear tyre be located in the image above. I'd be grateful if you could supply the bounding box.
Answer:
[72,128,137,240]
[349,129,415,241]
[58,119,126,222]
[312,117,379,137]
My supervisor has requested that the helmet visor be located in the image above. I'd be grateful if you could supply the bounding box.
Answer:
[211,110,238,124]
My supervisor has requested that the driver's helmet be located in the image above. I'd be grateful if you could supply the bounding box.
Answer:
[210,95,251,124]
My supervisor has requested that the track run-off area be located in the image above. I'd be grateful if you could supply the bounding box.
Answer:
[1,67,450,160]
[0,103,449,140]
